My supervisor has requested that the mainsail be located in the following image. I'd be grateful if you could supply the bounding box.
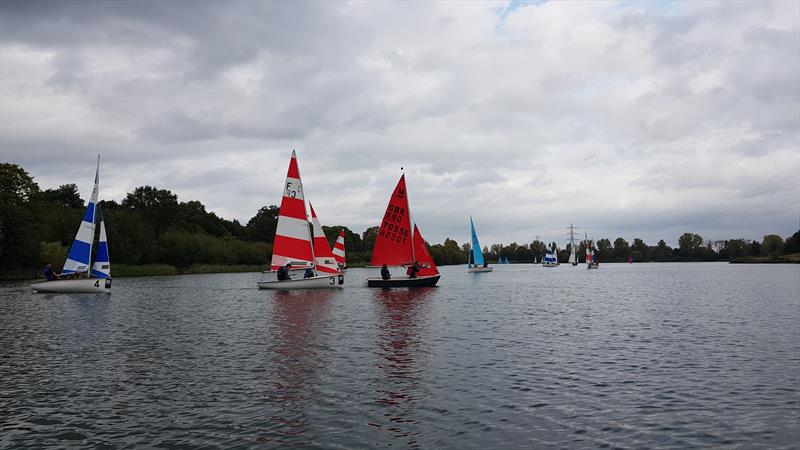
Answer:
[309,202,340,274]
[370,174,414,267]
[469,216,485,266]
[63,157,99,274]
[568,245,576,264]
[333,229,346,267]
[91,205,111,279]
[271,150,314,270]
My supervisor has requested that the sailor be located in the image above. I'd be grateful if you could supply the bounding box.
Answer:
[381,264,391,280]
[42,263,60,281]
[304,266,315,279]
[407,261,420,278]
[277,263,291,281]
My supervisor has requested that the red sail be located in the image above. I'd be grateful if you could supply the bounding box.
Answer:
[271,151,314,271]
[413,224,439,276]
[370,174,414,266]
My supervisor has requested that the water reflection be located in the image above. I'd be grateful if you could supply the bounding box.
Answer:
[371,288,434,447]
[258,290,333,445]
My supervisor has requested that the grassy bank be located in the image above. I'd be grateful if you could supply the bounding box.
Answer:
[729,253,800,264]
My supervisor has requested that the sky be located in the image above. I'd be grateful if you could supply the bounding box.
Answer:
[1,0,798,247]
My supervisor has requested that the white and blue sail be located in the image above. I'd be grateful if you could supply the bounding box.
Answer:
[469,216,485,267]
[91,206,111,279]
[62,157,99,274]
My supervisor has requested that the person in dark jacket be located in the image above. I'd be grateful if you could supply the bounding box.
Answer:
[42,263,60,281]
[277,263,291,281]
[381,264,391,280]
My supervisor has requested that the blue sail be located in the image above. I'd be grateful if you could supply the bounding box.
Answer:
[470,216,485,266]
[91,206,111,279]
[62,158,99,274]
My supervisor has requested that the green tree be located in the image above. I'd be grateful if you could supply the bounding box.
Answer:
[784,230,800,254]
[651,239,672,261]
[121,186,179,236]
[0,164,41,271]
[678,232,704,258]
[362,226,379,255]
[632,238,649,261]
[40,184,84,209]
[245,205,280,242]
[613,237,630,261]
[761,234,784,256]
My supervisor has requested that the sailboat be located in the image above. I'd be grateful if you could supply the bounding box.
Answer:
[333,229,347,270]
[504,256,510,264]
[31,156,112,293]
[257,151,344,289]
[367,173,440,287]
[542,243,559,267]
[586,235,599,269]
[627,254,633,264]
[467,216,492,273]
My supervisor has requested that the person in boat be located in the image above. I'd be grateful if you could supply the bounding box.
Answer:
[303,265,315,279]
[277,263,291,281]
[407,261,420,278]
[381,264,391,280]
[42,263,60,281]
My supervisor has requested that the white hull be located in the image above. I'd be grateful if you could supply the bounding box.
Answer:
[542,262,560,267]
[468,267,493,273]
[31,278,111,293]
[257,274,344,290]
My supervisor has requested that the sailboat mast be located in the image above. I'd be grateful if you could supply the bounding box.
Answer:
[88,154,100,275]
[298,155,316,265]
[403,168,416,263]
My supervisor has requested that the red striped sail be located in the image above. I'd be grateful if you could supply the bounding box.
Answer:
[333,230,346,267]
[309,202,341,274]
[585,240,593,264]
[270,151,314,271]
[412,224,439,277]
[370,174,414,266]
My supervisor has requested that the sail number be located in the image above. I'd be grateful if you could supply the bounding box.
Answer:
[285,181,301,198]
[379,204,408,244]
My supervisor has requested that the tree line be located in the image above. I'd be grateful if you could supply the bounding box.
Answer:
[1,163,797,277]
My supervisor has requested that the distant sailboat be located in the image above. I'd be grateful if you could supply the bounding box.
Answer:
[257,151,344,289]
[31,155,112,293]
[333,229,347,270]
[567,223,578,266]
[467,216,492,273]
[367,173,440,287]
[586,234,599,269]
[627,254,633,264]
[504,256,510,264]
[543,243,559,267]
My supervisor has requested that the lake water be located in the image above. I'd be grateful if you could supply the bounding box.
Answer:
[1,263,798,449]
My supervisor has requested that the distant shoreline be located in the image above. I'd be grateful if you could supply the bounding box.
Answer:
[729,253,800,264]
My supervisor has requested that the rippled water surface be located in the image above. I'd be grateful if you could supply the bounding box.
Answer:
[1,263,798,449]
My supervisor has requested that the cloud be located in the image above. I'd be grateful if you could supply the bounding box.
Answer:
[1,0,798,246]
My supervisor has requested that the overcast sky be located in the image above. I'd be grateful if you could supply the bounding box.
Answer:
[1,0,798,246]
